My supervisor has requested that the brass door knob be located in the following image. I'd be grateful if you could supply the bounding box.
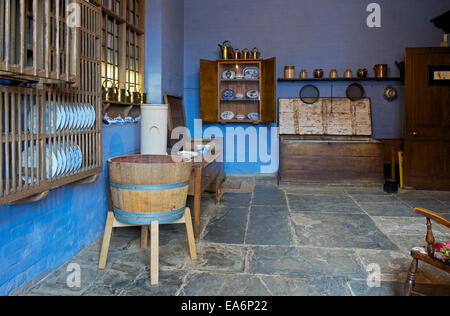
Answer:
[411,131,418,136]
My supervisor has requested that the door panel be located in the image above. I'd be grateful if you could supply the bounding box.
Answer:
[261,57,276,123]
[404,47,450,190]
[200,59,218,122]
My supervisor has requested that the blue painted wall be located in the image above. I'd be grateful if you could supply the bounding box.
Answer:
[147,0,184,103]
[0,124,140,295]
[183,0,450,174]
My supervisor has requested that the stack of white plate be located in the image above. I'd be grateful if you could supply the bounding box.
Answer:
[28,102,96,133]
[22,143,83,182]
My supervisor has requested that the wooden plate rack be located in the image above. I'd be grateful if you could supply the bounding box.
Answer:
[0,0,102,205]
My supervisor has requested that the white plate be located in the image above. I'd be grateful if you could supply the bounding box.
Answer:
[247,112,259,120]
[21,145,57,179]
[177,151,199,159]
[220,111,235,120]
[246,90,259,100]
[74,105,81,129]
[59,147,67,175]
[243,66,259,79]
[58,104,66,131]
[222,70,236,80]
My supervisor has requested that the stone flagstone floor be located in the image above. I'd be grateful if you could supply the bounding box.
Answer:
[13,176,450,296]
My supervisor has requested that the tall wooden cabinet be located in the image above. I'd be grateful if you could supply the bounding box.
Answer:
[404,47,450,190]
[200,58,276,123]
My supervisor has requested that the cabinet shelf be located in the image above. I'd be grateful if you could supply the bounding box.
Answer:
[200,58,277,123]
[220,99,260,102]
[220,79,260,82]
[278,77,404,82]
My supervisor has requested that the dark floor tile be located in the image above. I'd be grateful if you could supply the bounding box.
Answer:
[348,280,450,296]
[396,196,449,213]
[82,285,125,296]
[262,275,352,296]
[253,185,287,206]
[246,206,292,246]
[291,213,398,250]
[358,201,413,217]
[180,272,270,296]
[248,246,366,278]
[220,193,252,208]
[350,194,398,203]
[121,270,187,296]
[186,244,248,273]
[288,194,363,214]
[203,207,249,244]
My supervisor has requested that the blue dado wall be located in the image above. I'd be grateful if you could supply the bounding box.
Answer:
[0,125,140,295]
[183,0,450,174]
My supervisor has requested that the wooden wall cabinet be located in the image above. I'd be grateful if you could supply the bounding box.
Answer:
[200,58,276,124]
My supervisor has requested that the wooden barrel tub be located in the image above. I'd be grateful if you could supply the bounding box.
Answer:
[108,155,192,225]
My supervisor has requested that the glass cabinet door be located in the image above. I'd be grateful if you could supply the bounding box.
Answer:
[218,61,261,122]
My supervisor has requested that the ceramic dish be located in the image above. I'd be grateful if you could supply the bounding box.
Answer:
[235,93,244,99]
[247,112,259,120]
[246,90,259,100]
[235,74,244,79]
[236,114,246,120]
[177,151,199,159]
[222,70,236,80]
[28,102,63,134]
[243,67,259,79]
[22,145,57,179]
[220,111,235,120]
[222,89,235,99]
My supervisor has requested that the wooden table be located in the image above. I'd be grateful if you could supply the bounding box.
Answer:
[186,138,225,239]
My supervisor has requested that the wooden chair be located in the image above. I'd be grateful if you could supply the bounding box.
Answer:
[404,208,450,296]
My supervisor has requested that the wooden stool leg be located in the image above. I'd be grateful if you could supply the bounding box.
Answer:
[98,212,115,269]
[215,173,223,204]
[184,207,198,260]
[150,221,159,285]
[141,225,148,249]
[404,258,418,296]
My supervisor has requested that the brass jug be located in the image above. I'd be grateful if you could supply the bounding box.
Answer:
[242,48,250,59]
[252,47,261,59]
[218,41,234,60]
[118,88,129,103]
[103,80,118,102]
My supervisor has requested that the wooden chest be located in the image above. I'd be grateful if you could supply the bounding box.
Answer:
[278,97,383,184]
[280,136,384,183]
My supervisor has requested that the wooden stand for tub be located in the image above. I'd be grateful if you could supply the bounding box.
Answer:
[98,207,197,285]
[99,155,197,285]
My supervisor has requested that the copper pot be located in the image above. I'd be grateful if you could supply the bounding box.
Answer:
[314,69,324,78]
[374,64,388,78]
[242,48,250,59]
[357,68,368,78]
[232,49,242,60]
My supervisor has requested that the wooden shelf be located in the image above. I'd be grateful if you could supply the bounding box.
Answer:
[220,79,260,82]
[278,77,404,82]
[219,119,260,124]
[220,99,260,102]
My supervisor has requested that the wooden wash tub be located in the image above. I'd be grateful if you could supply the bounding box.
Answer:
[108,155,192,225]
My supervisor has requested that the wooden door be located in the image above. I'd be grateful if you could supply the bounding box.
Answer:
[261,57,276,123]
[404,47,450,190]
[200,59,218,122]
